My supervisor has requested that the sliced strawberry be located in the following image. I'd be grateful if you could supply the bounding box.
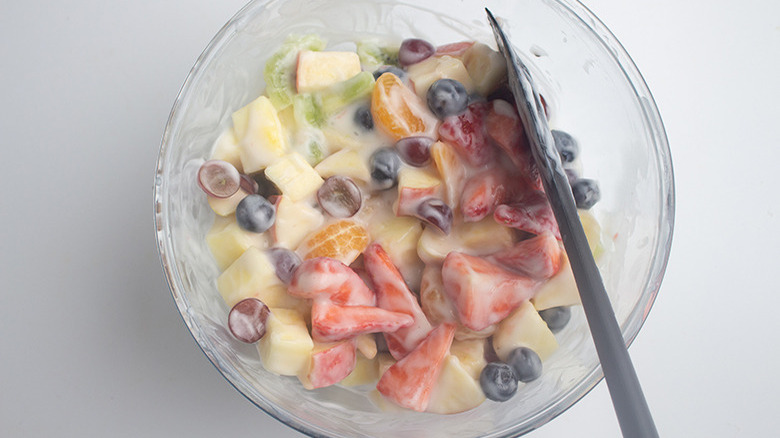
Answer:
[489,231,563,280]
[303,340,357,389]
[376,323,456,412]
[486,99,543,190]
[363,243,433,360]
[441,252,540,331]
[435,41,474,57]
[494,191,561,239]
[289,257,375,306]
[438,102,495,167]
[311,301,414,343]
[460,169,509,222]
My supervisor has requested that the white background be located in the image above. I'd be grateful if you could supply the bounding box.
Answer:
[1,0,778,436]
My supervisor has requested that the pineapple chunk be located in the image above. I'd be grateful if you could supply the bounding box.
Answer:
[462,43,507,96]
[233,95,288,173]
[296,51,362,93]
[207,188,249,216]
[531,254,581,311]
[407,55,475,99]
[264,153,324,202]
[217,247,306,312]
[449,339,487,380]
[417,217,514,264]
[493,300,558,361]
[211,129,243,173]
[206,217,269,270]
[258,308,314,376]
[272,195,324,250]
[426,355,486,414]
[314,148,371,182]
[340,352,380,387]
[579,210,605,261]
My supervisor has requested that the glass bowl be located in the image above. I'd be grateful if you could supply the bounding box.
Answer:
[153,0,674,436]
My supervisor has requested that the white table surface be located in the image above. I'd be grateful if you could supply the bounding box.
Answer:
[1,0,778,436]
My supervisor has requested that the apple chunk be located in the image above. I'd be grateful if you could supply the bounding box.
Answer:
[393,167,442,217]
[426,355,486,414]
[296,50,362,93]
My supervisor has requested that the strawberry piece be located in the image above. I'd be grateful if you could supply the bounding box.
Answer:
[438,102,495,167]
[441,252,540,331]
[289,257,375,306]
[311,300,414,343]
[460,169,509,222]
[494,191,561,239]
[304,340,357,389]
[485,99,542,190]
[489,231,563,280]
[364,243,433,360]
[376,323,456,412]
[435,41,474,57]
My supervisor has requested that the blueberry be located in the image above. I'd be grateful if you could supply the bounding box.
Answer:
[235,194,275,233]
[354,105,373,131]
[427,79,469,119]
[479,362,518,402]
[369,147,401,190]
[373,65,406,80]
[506,347,543,383]
[551,130,579,163]
[571,178,601,209]
[539,306,571,333]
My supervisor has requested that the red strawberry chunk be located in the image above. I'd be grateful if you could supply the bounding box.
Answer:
[494,190,561,239]
[376,323,456,412]
[311,301,414,343]
[441,252,540,331]
[364,243,433,360]
[460,169,509,222]
[304,340,357,389]
[435,41,474,57]
[289,257,375,306]
[438,102,495,167]
[486,100,543,190]
[489,231,563,280]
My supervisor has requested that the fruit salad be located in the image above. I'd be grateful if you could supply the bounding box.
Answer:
[196,34,605,415]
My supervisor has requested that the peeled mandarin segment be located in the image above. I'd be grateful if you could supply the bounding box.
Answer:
[371,73,439,141]
[298,220,369,265]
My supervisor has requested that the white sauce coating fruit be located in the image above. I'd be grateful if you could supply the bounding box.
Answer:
[196,34,604,414]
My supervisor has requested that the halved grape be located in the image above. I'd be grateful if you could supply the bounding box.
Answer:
[416,198,453,234]
[398,38,435,67]
[395,136,434,167]
[239,174,259,195]
[197,160,240,198]
[228,298,270,343]
[317,176,362,218]
[268,247,302,285]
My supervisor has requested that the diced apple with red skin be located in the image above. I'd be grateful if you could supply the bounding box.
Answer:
[489,231,563,280]
[299,339,358,389]
[364,243,433,360]
[288,257,375,306]
[394,167,442,217]
[310,300,414,343]
[376,323,456,412]
[442,252,540,331]
[438,102,495,167]
[494,190,562,239]
[460,169,510,222]
[435,41,475,57]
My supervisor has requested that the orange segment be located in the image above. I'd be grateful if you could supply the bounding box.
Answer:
[371,73,439,141]
[298,220,370,265]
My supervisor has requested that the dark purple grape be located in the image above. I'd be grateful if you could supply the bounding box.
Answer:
[506,347,543,383]
[416,198,453,234]
[317,176,363,218]
[539,306,571,332]
[228,298,270,343]
[373,65,406,80]
[479,362,518,402]
[571,179,601,209]
[239,174,259,194]
[370,148,401,190]
[398,38,435,67]
[251,171,281,198]
[236,194,276,233]
[395,136,434,167]
[551,130,579,163]
[268,247,302,285]
[354,105,373,131]
[197,160,240,198]
[427,79,469,119]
